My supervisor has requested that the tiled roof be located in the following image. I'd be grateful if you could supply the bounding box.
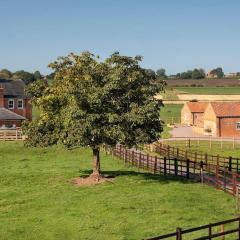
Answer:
[0,108,25,120]
[210,102,240,117]
[0,79,25,97]
[186,102,208,113]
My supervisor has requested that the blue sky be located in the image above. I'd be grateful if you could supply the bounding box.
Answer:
[0,0,239,74]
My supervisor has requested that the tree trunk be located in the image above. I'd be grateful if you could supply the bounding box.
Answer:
[91,147,101,181]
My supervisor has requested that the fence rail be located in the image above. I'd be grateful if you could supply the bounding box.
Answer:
[0,129,23,140]
[146,217,240,240]
[151,142,240,173]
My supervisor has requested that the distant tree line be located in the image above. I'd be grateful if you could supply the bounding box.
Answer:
[0,68,55,85]
[146,67,226,80]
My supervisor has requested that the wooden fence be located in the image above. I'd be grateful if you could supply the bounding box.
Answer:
[151,142,240,173]
[145,217,240,240]
[103,144,240,239]
[0,129,23,140]
[104,144,240,196]
[104,144,240,240]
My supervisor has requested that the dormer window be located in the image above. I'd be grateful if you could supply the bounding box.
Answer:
[17,99,23,109]
[8,99,14,109]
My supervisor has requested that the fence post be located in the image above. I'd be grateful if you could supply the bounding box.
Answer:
[138,152,141,171]
[208,224,212,239]
[176,227,182,240]
[233,172,237,196]
[167,145,170,158]
[124,149,127,165]
[188,138,191,148]
[220,224,224,240]
[159,142,162,154]
[119,144,122,158]
[200,161,204,184]
[238,218,240,240]
[164,157,167,175]
[177,148,179,159]
[236,187,240,212]
[205,153,208,164]
[147,154,149,170]
[131,150,134,166]
[174,158,178,176]
[154,156,157,174]
[216,156,219,189]
[229,156,232,172]
[186,159,190,179]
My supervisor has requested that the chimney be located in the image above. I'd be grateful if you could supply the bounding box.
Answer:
[0,86,4,107]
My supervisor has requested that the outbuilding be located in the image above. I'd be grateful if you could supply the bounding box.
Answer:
[203,102,240,137]
[181,102,208,128]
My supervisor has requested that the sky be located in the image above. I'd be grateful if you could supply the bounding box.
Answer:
[0,0,239,75]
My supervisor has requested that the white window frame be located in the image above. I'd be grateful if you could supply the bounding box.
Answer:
[8,99,14,109]
[17,99,24,109]
[236,122,240,130]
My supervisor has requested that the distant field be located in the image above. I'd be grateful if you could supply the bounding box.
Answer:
[166,78,240,87]
[162,140,240,158]
[160,104,182,124]
[173,87,240,95]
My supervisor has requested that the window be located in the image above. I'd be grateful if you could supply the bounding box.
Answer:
[8,99,14,109]
[236,122,240,130]
[17,99,23,109]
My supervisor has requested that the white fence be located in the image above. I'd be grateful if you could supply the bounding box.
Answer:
[0,129,23,140]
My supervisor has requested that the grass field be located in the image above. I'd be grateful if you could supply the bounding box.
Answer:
[162,140,240,158]
[0,142,237,239]
[160,104,183,124]
[173,87,240,95]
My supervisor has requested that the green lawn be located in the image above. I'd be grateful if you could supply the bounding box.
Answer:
[173,87,240,95]
[160,104,183,124]
[162,140,240,158]
[0,142,237,239]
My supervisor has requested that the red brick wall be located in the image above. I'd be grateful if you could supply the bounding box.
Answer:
[3,98,32,120]
[219,117,240,137]
[0,120,22,128]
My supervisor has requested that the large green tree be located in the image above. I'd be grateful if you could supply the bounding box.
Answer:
[0,69,12,79]
[24,52,164,180]
[12,70,36,85]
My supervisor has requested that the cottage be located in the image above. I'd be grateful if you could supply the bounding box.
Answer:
[203,102,240,137]
[181,102,208,128]
[0,79,32,128]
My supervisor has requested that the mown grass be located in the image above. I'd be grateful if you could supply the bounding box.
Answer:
[0,142,237,240]
[160,104,182,124]
[162,140,240,158]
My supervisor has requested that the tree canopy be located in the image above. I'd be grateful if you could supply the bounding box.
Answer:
[24,52,165,180]
[175,68,205,79]
[209,67,224,78]
[156,68,167,79]
[0,68,43,85]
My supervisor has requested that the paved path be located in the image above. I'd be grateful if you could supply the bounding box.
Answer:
[164,125,240,142]
[169,126,204,138]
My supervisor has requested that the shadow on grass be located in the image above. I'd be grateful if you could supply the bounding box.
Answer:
[79,169,197,185]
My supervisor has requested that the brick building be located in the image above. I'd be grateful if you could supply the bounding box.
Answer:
[0,79,32,128]
[181,102,208,127]
[203,102,240,137]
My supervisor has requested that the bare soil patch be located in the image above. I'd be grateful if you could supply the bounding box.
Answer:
[72,175,115,187]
